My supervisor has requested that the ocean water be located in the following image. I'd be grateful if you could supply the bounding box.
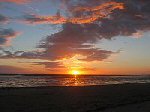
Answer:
[0,75,150,87]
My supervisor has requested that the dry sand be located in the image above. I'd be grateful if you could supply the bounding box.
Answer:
[0,83,150,112]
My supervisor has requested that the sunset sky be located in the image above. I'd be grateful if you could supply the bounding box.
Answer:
[0,0,150,75]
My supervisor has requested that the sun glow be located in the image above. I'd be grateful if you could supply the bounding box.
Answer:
[71,70,80,75]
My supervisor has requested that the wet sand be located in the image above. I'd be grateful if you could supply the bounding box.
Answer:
[0,83,150,112]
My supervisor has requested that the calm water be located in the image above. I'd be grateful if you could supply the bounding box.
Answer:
[0,75,150,87]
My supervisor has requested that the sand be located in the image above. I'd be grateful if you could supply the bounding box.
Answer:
[0,83,150,112]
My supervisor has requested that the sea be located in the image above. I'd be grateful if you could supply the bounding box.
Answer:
[0,75,150,87]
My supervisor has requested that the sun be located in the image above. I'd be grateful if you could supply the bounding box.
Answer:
[71,70,80,75]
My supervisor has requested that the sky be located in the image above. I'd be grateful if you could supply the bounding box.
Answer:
[0,0,150,75]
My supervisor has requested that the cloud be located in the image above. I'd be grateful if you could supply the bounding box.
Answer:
[1,0,150,70]
[0,50,43,58]
[23,13,66,24]
[23,0,150,40]
[0,0,33,4]
[68,1,124,24]
[0,65,33,74]
[0,43,114,62]
[131,30,144,38]
[23,1,124,24]
[38,36,114,61]
[35,0,150,65]
[34,61,65,69]
[0,14,9,23]
[0,28,20,46]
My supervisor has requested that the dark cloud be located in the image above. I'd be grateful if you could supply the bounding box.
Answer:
[0,14,8,23]
[34,61,64,69]
[97,0,150,37]
[38,35,114,61]
[0,29,20,46]
[23,0,149,36]
[35,0,150,66]
[66,0,150,38]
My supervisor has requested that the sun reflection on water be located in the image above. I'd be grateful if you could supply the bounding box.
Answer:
[62,75,81,86]
[74,75,79,86]
[1,75,149,87]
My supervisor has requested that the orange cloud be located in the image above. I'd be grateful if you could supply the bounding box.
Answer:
[72,2,124,12]
[24,2,124,24]
[69,2,124,24]
[24,14,67,24]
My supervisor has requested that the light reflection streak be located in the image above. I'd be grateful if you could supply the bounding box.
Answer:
[62,75,81,86]
[0,75,150,87]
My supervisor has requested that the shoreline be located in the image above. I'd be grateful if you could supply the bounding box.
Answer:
[0,83,150,112]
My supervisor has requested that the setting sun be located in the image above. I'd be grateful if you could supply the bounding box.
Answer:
[72,70,80,75]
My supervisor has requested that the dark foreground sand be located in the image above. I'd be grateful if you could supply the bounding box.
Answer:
[0,83,150,112]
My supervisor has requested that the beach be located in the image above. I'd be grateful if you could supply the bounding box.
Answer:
[0,83,150,112]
